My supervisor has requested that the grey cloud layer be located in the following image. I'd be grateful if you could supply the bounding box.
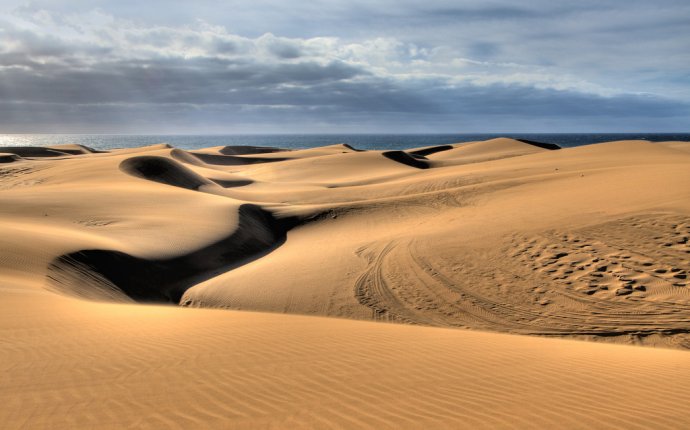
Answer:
[0,2,688,132]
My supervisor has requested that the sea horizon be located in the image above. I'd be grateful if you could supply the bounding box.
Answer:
[2,132,689,151]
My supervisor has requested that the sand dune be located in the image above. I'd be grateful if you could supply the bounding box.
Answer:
[4,290,690,429]
[1,138,690,428]
[194,144,287,156]
[0,146,73,158]
[120,155,216,190]
[0,153,22,163]
[46,203,290,303]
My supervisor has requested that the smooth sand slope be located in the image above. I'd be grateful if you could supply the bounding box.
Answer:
[1,138,690,428]
[4,290,690,429]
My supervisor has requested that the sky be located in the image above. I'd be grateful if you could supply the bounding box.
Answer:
[0,0,688,133]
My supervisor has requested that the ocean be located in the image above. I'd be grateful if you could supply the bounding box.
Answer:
[0,133,689,151]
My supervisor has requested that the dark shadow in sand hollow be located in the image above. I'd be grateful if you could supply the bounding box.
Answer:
[46,204,297,304]
[120,155,212,190]
[218,146,287,155]
[211,179,253,188]
[382,150,430,169]
[190,152,289,166]
[516,139,561,150]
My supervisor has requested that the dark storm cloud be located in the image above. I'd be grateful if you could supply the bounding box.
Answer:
[0,1,688,132]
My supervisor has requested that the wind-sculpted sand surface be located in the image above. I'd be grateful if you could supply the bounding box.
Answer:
[1,138,690,428]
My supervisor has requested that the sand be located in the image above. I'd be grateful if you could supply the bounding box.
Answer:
[1,138,690,428]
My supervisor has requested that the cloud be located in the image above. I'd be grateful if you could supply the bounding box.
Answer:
[0,5,688,132]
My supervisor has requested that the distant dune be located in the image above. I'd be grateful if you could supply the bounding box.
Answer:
[2,138,690,428]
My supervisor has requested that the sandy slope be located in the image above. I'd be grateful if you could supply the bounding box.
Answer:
[3,290,690,429]
[1,138,690,428]
[186,139,690,347]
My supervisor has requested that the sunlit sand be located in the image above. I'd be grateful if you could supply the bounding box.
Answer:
[2,138,690,428]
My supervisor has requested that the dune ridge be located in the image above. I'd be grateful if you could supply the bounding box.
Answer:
[2,137,690,427]
[120,155,214,190]
[47,204,293,302]
[1,138,689,346]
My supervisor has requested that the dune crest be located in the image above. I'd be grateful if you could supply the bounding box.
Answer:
[46,204,292,302]
[120,155,214,191]
[1,138,689,347]
[2,138,690,428]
